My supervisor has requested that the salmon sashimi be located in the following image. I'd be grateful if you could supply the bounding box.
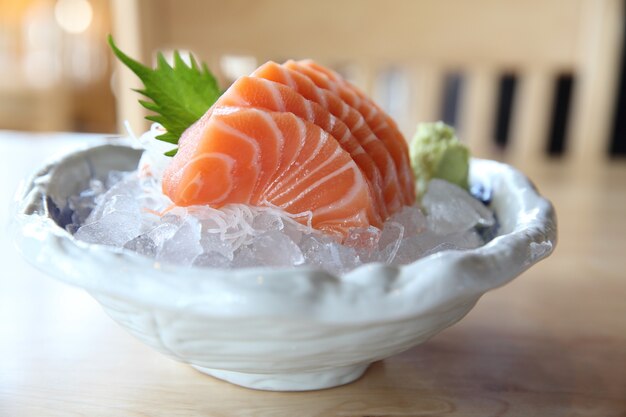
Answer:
[285,60,416,206]
[162,107,374,237]
[251,61,403,215]
[162,60,417,240]
[218,75,386,224]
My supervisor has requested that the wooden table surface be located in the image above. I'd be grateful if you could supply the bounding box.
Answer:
[1,132,625,417]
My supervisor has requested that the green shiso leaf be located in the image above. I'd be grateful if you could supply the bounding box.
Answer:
[108,35,220,155]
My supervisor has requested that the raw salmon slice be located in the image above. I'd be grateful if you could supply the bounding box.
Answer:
[285,60,416,206]
[218,75,386,224]
[162,107,374,238]
[251,61,403,215]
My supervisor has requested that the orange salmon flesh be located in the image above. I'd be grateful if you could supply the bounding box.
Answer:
[162,60,415,239]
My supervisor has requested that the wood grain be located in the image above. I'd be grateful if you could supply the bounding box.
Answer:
[1,134,625,416]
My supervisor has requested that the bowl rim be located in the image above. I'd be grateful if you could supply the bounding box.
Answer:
[13,141,557,323]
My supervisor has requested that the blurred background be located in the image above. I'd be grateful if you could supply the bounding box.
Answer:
[0,0,624,162]
[2,4,625,412]
[0,0,115,132]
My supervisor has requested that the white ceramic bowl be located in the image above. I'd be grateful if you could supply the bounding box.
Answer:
[14,141,556,391]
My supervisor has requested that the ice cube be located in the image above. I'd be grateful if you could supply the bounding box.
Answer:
[147,222,179,247]
[88,180,142,222]
[101,174,141,201]
[344,227,380,261]
[389,236,425,265]
[68,165,498,271]
[157,217,203,266]
[102,195,141,217]
[124,234,157,257]
[74,211,141,247]
[387,230,446,265]
[193,251,231,268]
[379,221,405,253]
[380,219,404,245]
[440,229,484,249]
[300,235,360,274]
[199,232,236,261]
[389,205,427,236]
[231,246,258,268]
[282,222,304,245]
[198,216,226,233]
[423,179,494,235]
[391,228,484,265]
[330,243,360,273]
[252,211,284,232]
[300,235,330,267]
[160,213,185,227]
[135,179,173,214]
[244,231,304,267]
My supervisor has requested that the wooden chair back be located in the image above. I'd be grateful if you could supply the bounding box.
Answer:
[111,0,623,163]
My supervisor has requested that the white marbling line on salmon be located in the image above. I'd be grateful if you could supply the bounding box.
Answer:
[312,164,370,218]
[251,109,285,197]
[212,117,264,198]
[273,145,345,203]
[264,80,287,113]
[179,152,237,204]
[263,116,307,196]
[282,159,358,210]
[264,118,327,200]
[268,130,342,202]
[301,62,413,205]
[286,62,403,209]
[280,63,398,213]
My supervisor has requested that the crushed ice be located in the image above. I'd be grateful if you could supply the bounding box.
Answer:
[69,138,496,274]
[69,171,496,274]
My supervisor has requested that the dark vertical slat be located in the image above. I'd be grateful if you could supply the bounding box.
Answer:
[493,73,518,148]
[440,73,463,128]
[609,0,626,156]
[547,74,575,156]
